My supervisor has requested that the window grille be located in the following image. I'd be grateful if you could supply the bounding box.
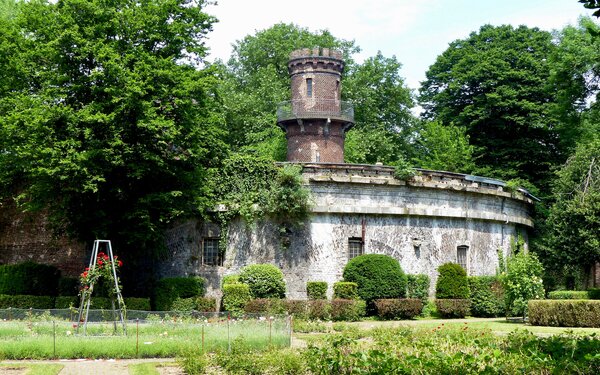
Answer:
[202,238,222,266]
[306,78,313,97]
[348,237,363,260]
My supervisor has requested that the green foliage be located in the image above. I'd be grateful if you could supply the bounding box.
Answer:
[171,297,196,315]
[330,299,366,322]
[434,299,470,318]
[0,262,60,296]
[238,264,286,299]
[244,298,286,315]
[529,300,600,327]
[502,252,545,317]
[548,290,589,300]
[152,277,204,311]
[221,283,251,317]
[374,299,423,320]
[333,282,359,300]
[545,138,600,274]
[343,254,407,308]
[390,158,417,180]
[413,121,475,173]
[0,0,226,274]
[468,276,505,317]
[54,296,78,309]
[420,24,578,192]
[435,263,469,299]
[221,274,240,286]
[122,297,150,311]
[406,274,430,304]
[306,282,327,300]
[588,288,600,299]
[307,300,331,320]
[0,295,55,309]
[195,297,217,312]
[209,154,311,228]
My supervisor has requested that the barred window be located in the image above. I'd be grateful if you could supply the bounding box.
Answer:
[457,245,468,272]
[202,238,222,266]
[348,237,363,260]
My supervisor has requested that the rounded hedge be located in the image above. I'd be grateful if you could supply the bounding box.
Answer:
[239,264,286,299]
[435,263,469,299]
[342,254,407,305]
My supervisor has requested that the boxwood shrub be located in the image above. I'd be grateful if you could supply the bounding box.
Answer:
[0,262,61,296]
[333,281,359,300]
[343,254,407,308]
[0,294,55,309]
[239,264,286,299]
[375,298,423,320]
[529,300,600,327]
[124,297,151,311]
[306,281,328,300]
[152,277,205,311]
[547,290,589,300]
[196,297,217,312]
[222,283,251,317]
[330,299,366,321]
[435,299,470,318]
[468,276,505,317]
[436,263,469,299]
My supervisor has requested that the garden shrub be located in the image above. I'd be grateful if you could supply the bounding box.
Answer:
[333,282,359,300]
[55,296,78,309]
[587,288,600,300]
[435,263,469,299]
[306,281,327,300]
[171,297,197,314]
[406,274,430,303]
[222,274,240,286]
[123,297,151,311]
[196,297,217,312]
[58,277,79,296]
[435,299,470,318]
[222,283,251,316]
[0,294,55,309]
[342,254,407,308]
[502,252,544,317]
[330,299,366,321]
[239,264,286,299]
[307,299,330,320]
[152,277,205,311]
[468,276,505,317]
[529,300,600,327]
[374,298,423,320]
[0,262,61,296]
[548,290,589,300]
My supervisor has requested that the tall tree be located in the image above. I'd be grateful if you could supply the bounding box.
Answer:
[419,25,575,192]
[413,121,475,173]
[0,0,226,260]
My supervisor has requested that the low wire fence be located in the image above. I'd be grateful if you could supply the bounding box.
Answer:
[0,308,292,359]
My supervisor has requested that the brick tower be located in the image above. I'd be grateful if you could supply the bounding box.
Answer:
[277,48,354,163]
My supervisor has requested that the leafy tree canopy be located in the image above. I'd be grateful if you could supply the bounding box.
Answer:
[412,121,475,173]
[0,0,226,258]
[419,24,578,193]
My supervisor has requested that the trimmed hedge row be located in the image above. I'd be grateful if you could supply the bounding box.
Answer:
[529,300,600,327]
[306,282,327,300]
[435,299,470,318]
[222,283,251,316]
[547,290,589,300]
[242,298,366,321]
[0,295,151,310]
[375,298,423,320]
[333,282,359,300]
[0,262,61,296]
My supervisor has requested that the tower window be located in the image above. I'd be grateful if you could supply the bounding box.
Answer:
[414,244,421,259]
[202,238,222,266]
[306,78,313,97]
[348,237,363,260]
[456,245,468,272]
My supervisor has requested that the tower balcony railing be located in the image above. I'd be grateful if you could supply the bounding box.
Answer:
[277,99,354,123]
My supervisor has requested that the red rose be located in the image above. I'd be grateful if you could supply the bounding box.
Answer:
[98,260,103,266]
[118,260,123,267]
[83,271,88,278]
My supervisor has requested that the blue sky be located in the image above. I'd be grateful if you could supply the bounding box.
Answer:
[204,0,592,91]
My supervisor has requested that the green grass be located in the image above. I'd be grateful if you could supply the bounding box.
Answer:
[0,363,63,375]
[0,318,290,359]
[128,362,177,375]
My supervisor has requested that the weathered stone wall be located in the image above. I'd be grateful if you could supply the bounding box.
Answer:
[158,164,535,299]
[0,200,86,277]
